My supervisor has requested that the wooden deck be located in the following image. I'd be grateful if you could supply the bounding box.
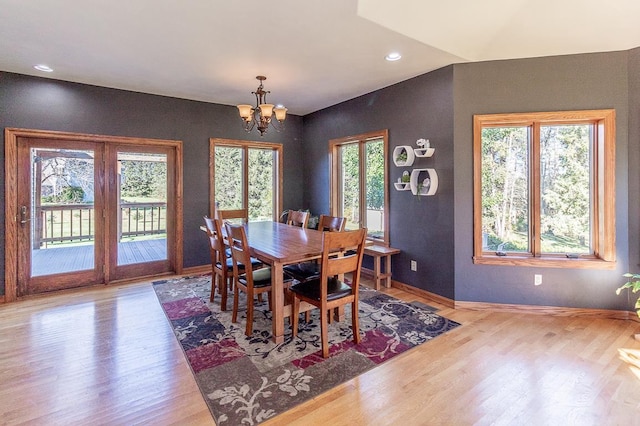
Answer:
[32,239,167,276]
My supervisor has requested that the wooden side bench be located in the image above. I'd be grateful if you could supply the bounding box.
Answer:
[363,245,401,290]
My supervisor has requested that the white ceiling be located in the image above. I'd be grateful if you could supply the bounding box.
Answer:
[1,0,638,116]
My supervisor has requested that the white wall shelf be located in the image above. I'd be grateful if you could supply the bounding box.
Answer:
[414,147,435,157]
[392,145,415,167]
[394,182,411,191]
[410,168,438,196]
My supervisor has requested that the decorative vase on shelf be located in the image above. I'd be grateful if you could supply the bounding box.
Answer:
[414,138,434,157]
[394,172,411,190]
[410,168,438,196]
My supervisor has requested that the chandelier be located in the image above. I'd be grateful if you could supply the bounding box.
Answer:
[237,76,287,136]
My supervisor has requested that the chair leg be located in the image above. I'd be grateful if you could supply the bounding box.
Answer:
[220,274,228,311]
[291,297,300,338]
[320,306,330,358]
[232,281,240,323]
[210,274,216,302]
[351,299,361,344]
[305,311,310,323]
[245,293,254,337]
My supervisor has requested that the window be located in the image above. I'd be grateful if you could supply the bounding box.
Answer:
[330,130,389,244]
[209,138,282,221]
[473,110,615,268]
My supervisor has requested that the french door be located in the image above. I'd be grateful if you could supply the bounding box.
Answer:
[108,145,176,280]
[5,129,183,300]
[16,139,105,294]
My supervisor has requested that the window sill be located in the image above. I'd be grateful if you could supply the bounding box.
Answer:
[473,254,616,270]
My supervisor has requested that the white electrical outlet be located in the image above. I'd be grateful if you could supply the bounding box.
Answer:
[410,260,417,271]
[534,274,542,286]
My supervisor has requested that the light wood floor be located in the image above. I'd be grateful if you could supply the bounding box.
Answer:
[1,277,639,425]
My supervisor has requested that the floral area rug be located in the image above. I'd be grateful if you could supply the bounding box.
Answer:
[152,275,460,425]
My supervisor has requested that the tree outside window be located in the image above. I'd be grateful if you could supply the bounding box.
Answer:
[330,130,388,244]
[210,139,282,222]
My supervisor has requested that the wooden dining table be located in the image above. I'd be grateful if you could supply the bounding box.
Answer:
[244,221,325,344]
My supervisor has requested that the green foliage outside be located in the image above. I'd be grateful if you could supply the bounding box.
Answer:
[341,143,360,229]
[341,139,384,238]
[248,148,275,221]
[481,125,590,254]
[121,160,167,200]
[42,185,85,203]
[366,141,384,210]
[214,145,275,221]
[215,146,243,210]
[38,154,168,246]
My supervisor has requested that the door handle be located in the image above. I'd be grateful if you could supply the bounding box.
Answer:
[20,205,30,225]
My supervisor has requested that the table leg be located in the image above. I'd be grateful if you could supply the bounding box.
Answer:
[373,255,382,290]
[272,262,285,344]
[384,254,392,288]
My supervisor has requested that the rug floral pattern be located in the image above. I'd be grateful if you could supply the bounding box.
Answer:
[153,275,460,425]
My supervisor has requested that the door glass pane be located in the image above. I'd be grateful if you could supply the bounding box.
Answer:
[540,125,591,254]
[340,143,360,230]
[117,152,168,266]
[32,148,95,276]
[248,148,274,221]
[481,127,529,253]
[215,146,244,210]
[365,139,384,240]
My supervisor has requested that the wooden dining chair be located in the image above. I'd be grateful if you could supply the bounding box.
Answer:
[216,208,249,224]
[203,216,233,309]
[290,228,367,358]
[317,215,347,232]
[286,210,309,228]
[225,222,287,337]
[284,214,347,283]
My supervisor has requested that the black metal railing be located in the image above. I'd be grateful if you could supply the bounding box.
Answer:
[36,202,167,247]
[120,202,167,238]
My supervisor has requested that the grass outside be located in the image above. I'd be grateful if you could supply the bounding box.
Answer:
[489,231,589,254]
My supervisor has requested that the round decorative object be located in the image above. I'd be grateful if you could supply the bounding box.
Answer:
[393,145,415,167]
[410,168,438,196]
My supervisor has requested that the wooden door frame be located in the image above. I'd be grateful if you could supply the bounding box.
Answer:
[4,128,184,302]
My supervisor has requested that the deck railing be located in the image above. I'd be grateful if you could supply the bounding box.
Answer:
[36,202,167,247]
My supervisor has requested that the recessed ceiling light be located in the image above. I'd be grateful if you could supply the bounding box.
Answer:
[34,64,53,72]
[385,52,402,62]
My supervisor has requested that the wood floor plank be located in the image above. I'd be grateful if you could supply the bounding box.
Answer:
[1,277,639,425]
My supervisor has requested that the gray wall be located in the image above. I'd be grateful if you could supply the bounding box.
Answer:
[304,49,637,312]
[303,66,456,299]
[453,51,631,310]
[0,72,304,295]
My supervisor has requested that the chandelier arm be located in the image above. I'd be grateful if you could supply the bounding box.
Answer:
[269,118,284,132]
